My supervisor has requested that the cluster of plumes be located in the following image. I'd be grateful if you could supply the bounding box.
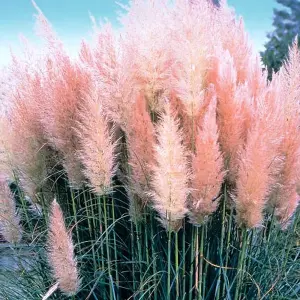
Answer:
[0,0,299,235]
[0,3,118,201]
[8,60,55,203]
[47,199,80,295]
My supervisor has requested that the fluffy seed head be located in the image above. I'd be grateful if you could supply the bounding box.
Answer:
[268,41,300,225]
[77,87,118,195]
[150,103,190,231]
[189,93,225,224]
[236,93,283,228]
[48,199,80,295]
[126,93,156,221]
[215,51,245,183]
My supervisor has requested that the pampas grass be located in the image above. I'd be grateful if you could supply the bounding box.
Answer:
[0,1,299,299]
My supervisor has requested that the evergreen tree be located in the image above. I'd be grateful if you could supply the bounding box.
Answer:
[261,0,300,79]
[212,0,220,6]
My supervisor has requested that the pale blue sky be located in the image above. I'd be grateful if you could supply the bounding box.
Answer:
[0,0,279,66]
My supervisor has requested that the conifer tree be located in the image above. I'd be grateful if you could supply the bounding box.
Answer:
[261,0,300,79]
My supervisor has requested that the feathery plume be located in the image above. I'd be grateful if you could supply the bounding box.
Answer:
[76,87,118,195]
[170,0,214,117]
[168,1,219,152]
[9,58,55,202]
[48,199,80,295]
[247,56,268,100]
[269,116,300,226]
[126,93,156,221]
[236,93,282,228]
[150,103,190,231]
[215,51,245,183]
[32,0,64,55]
[218,5,252,83]
[268,41,300,224]
[169,89,209,151]
[81,23,137,131]
[5,4,62,199]
[189,93,225,224]
[90,25,137,130]
[0,178,22,243]
[30,6,91,188]
[237,84,254,143]
[120,0,171,114]
[42,59,92,188]
[169,91,196,149]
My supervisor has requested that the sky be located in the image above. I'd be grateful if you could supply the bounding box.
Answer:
[0,0,279,66]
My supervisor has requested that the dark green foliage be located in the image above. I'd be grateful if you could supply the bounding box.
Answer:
[0,175,299,299]
[261,0,300,79]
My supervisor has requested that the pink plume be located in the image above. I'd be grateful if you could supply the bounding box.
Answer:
[189,92,225,224]
[126,93,156,221]
[76,87,118,195]
[215,51,245,183]
[48,199,81,295]
[150,103,190,231]
[236,92,283,228]
[268,40,300,224]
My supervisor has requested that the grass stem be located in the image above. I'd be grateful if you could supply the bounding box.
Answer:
[70,189,81,254]
[175,231,179,299]
[130,220,137,295]
[103,194,113,300]
[182,222,186,298]
[83,190,97,272]
[150,212,158,300]
[167,228,172,300]
[234,228,248,300]
[189,226,195,300]
[222,205,233,298]
[111,196,119,296]
[216,187,227,299]
[198,225,204,299]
